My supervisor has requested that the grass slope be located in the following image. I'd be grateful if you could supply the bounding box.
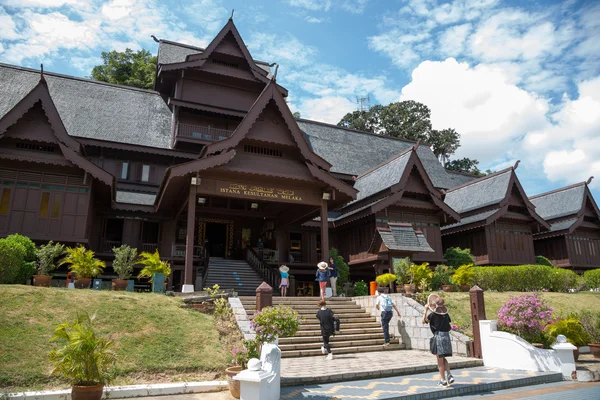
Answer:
[0,285,228,391]
[441,291,600,336]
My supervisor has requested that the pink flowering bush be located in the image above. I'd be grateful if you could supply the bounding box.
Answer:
[497,293,553,343]
[232,339,260,369]
[250,305,301,343]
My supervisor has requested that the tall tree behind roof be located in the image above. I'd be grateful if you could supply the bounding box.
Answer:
[91,49,157,90]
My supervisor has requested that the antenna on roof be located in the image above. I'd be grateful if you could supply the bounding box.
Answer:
[587,176,594,185]
[151,35,159,43]
[513,160,521,170]
[230,9,235,20]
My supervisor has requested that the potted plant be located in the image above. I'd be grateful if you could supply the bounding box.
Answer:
[60,246,105,289]
[250,305,302,345]
[111,245,137,291]
[375,273,396,293]
[579,310,600,358]
[137,250,171,288]
[451,264,475,292]
[33,241,65,287]
[431,265,455,292]
[229,339,260,398]
[410,262,432,293]
[393,257,412,294]
[49,313,115,400]
[545,317,591,361]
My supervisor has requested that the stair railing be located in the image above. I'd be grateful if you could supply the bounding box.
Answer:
[246,247,279,290]
[202,245,210,289]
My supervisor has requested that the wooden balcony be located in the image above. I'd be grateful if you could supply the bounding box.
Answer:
[176,123,234,143]
[171,243,203,258]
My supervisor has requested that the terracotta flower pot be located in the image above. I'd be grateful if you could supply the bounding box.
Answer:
[112,279,128,291]
[573,348,580,361]
[459,284,470,292]
[74,278,92,289]
[33,275,52,287]
[404,284,416,295]
[441,285,454,292]
[589,344,600,358]
[225,365,243,399]
[71,385,103,400]
[396,286,405,293]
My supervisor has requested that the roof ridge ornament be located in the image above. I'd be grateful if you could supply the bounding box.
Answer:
[151,35,159,43]
[413,139,421,150]
[39,64,46,84]
[587,176,594,185]
[230,9,234,20]
[513,159,520,170]
[271,63,279,81]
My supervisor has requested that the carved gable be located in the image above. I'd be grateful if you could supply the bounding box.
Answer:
[245,101,296,146]
[403,166,429,195]
[212,31,246,59]
[3,103,58,145]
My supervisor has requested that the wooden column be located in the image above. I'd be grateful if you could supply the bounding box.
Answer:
[184,185,197,287]
[469,285,486,358]
[275,229,286,263]
[320,199,329,263]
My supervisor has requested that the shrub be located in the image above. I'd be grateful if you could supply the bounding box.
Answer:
[444,247,474,268]
[0,238,26,284]
[497,293,553,343]
[49,313,116,386]
[60,246,105,279]
[473,265,582,292]
[408,262,432,288]
[2,234,36,284]
[329,248,349,285]
[550,268,581,292]
[36,241,65,276]
[393,257,411,284]
[112,245,137,280]
[232,338,260,369]
[584,269,600,290]
[137,250,171,282]
[354,280,368,296]
[430,265,454,290]
[451,264,475,286]
[536,255,554,266]
[250,305,301,343]
[375,273,396,286]
[545,318,590,347]
[579,311,600,343]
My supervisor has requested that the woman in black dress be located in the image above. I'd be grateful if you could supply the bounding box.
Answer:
[422,294,454,387]
[316,299,335,360]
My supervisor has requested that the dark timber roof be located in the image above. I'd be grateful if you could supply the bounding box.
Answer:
[297,119,461,189]
[0,64,173,150]
[441,209,499,231]
[444,169,512,213]
[378,223,434,253]
[115,191,157,206]
[529,183,586,220]
[353,150,412,202]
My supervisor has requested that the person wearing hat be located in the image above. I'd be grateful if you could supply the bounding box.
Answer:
[315,261,330,300]
[279,265,289,297]
[422,294,454,387]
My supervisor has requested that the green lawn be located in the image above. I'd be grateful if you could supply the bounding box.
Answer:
[0,285,230,391]
[441,291,600,336]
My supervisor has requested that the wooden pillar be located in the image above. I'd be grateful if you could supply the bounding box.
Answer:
[289,274,296,297]
[320,199,329,263]
[256,282,273,312]
[183,185,197,289]
[469,285,486,358]
[275,229,286,263]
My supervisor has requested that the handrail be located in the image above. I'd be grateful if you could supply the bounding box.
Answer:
[246,247,279,290]
[177,123,233,142]
[202,246,210,289]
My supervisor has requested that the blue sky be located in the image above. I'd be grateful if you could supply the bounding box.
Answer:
[1,0,600,200]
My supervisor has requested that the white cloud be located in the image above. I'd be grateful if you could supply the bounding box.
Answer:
[287,0,331,12]
[247,32,317,68]
[0,0,82,7]
[305,16,326,23]
[296,96,356,123]
[0,7,20,40]
[341,0,370,14]
[439,23,471,56]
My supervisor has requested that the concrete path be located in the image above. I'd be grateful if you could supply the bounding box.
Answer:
[280,349,482,386]
[459,381,600,399]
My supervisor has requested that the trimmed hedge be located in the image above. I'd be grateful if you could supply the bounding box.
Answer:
[535,255,554,267]
[0,234,36,284]
[584,269,600,290]
[473,265,581,292]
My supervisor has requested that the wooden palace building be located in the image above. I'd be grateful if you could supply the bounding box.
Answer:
[0,17,598,293]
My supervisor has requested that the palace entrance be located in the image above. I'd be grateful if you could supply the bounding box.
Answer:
[206,222,227,257]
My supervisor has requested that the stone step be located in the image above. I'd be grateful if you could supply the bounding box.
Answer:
[281,343,405,358]
[279,333,387,344]
[240,302,361,309]
[300,315,376,324]
[292,327,383,337]
[239,296,353,302]
[242,308,366,317]
[299,321,381,330]
[279,337,400,351]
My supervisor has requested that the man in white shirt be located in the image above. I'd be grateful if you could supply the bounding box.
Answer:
[375,288,401,345]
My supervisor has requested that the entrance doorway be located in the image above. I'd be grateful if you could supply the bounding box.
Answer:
[206,222,227,257]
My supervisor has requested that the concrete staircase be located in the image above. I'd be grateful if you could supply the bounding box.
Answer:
[204,258,270,296]
[239,296,404,358]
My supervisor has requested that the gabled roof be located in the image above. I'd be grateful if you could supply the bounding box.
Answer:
[158,19,270,85]
[352,149,412,202]
[441,209,500,233]
[444,168,512,213]
[297,119,459,189]
[0,77,114,188]
[0,64,173,150]
[530,182,587,220]
[377,223,434,253]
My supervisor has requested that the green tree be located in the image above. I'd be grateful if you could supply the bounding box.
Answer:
[91,49,157,89]
[337,110,378,132]
[429,128,460,166]
[446,157,485,176]
[292,111,301,119]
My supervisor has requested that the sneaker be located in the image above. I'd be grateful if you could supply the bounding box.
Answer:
[321,346,327,354]
[447,374,454,384]
[326,353,333,360]
[437,380,448,387]
[383,342,390,347]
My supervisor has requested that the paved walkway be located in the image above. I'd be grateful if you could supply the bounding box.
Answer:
[280,349,482,386]
[459,381,600,399]
[280,366,561,399]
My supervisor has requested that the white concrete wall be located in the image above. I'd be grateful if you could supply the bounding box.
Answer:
[351,294,471,356]
[480,320,576,379]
